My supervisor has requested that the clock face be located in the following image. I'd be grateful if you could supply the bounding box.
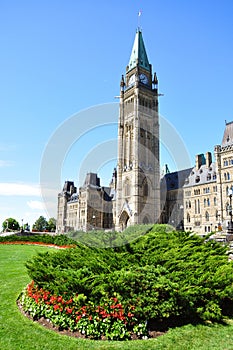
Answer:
[139,73,148,85]
[128,74,135,86]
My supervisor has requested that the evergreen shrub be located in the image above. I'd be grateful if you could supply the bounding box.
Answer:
[21,224,233,339]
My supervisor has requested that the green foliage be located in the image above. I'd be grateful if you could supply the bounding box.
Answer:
[2,217,20,231]
[23,224,233,338]
[47,218,56,232]
[66,224,153,248]
[32,216,48,231]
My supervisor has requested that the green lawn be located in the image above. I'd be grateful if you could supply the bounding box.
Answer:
[1,245,233,350]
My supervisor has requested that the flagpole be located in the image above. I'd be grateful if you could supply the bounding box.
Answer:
[138,10,142,31]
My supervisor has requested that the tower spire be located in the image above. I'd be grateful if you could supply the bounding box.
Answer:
[128,29,150,72]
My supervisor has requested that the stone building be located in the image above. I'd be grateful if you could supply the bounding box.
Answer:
[114,29,160,230]
[160,167,192,230]
[56,27,233,235]
[183,121,233,235]
[56,29,161,233]
[183,152,218,234]
[56,173,113,233]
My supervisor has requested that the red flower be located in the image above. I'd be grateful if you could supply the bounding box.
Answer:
[65,307,73,314]
[53,304,60,310]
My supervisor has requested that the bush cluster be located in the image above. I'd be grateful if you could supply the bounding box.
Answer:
[21,224,233,339]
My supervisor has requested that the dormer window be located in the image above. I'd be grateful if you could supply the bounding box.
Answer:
[195,176,200,183]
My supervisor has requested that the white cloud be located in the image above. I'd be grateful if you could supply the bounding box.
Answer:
[0,160,14,167]
[0,183,40,196]
[27,200,45,210]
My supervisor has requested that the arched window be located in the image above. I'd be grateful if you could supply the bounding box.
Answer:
[187,213,191,223]
[143,183,149,197]
[204,199,206,207]
[214,197,217,206]
[205,211,210,221]
[207,198,210,206]
[124,179,130,197]
[197,199,200,214]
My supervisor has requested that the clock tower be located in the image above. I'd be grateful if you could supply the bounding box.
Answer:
[115,29,160,230]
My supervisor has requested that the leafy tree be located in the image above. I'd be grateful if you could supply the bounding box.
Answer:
[32,216,48,232]
[2,218,20,231]
[47,217,56,232]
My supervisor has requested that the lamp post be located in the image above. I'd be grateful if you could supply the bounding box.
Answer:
[218,213,222,232]
[92,215,96,230]
[227,186,233,234]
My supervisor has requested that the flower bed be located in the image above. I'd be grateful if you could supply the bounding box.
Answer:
[0,241,74,249]
[19,281,148,340]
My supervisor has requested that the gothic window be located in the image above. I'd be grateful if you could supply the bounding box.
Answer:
[187,213,191,223]
[143,183,149,197]
[207,198,210,206]
[205,211,210,221]
[124,179,131,197]
[195,200,197,214]
[197,199,200,214]
[214,197,217,206]
[204,198,206,207]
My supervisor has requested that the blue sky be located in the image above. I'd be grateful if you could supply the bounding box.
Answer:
[0,0,233,228]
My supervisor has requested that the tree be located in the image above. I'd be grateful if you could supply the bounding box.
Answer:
[2,218,20,231]
[32,216,48,232]
[47,218,56,232]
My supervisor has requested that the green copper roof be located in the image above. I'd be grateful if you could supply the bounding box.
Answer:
[128,30,150,72]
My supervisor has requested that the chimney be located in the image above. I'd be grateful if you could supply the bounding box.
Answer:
[206,152,212,168]
[195,154,205,170]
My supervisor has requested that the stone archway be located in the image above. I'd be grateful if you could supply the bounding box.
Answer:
[143,216,149,224]
[119,211,130,231]
[142,215,152,224]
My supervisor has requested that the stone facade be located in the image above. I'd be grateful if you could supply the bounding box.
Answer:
[56,28,233,235]
[114,30,160,230]
[182,122,233,234]
[56,174,113,233]
[160,168,192,230]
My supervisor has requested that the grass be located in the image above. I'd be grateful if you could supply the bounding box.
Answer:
[1,245,233,349]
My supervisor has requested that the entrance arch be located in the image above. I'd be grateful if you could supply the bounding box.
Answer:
[119,211,130,231]
[143,215,152,224]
